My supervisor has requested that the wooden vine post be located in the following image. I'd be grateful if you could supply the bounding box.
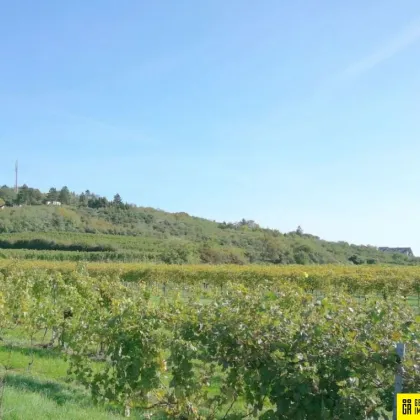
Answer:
[393,342,406,420]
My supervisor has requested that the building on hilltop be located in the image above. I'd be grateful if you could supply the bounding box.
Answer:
[378,247,414,257]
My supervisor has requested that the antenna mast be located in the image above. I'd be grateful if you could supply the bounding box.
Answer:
[15,160,18,194]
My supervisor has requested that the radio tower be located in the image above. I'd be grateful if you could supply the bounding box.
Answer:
[14,160,18,194]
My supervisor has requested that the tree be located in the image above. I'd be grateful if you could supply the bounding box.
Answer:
[84,190,93,201]
[47,187,58,202]
[160,241,194,264]
[296,225,304,236]
[0,186,16,205]
[294,250,310,264]
[29,188,44,205]
[392,253,406,264]
[113,193,123,207]
[79,193,88,206]
[349,255,365,265]
[59,186,71,205]
[262,236,284,263]
[16,184,33,205]
[88,196,109,209]
[0,198,5,207]
[13,185,44,205]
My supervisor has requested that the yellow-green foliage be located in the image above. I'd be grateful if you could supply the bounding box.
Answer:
[1,261,420,295]
[1,264,420,418]
[0,205,417,265]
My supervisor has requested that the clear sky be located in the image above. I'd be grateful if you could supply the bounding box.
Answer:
[1,1,420,253]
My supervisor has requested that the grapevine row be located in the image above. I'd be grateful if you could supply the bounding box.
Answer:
[1,260,420,295]
[1,266,420,418]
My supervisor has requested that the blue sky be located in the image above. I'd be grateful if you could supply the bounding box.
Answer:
[1,1,420,252]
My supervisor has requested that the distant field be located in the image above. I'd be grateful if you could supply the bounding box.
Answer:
[1,260,420,296]
[0,231,244,264]
[0,248,160,263]
[0,231,184,263]
[0,231,165,252]
[1,205,417,265]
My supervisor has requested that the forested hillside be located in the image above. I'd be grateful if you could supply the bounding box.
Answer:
[0,184,416,265]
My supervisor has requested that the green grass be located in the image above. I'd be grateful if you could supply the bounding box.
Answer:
[1,375,128,420]
[0,327,244,419]
[0,328,142,419]
[1,203,418,266]
[0,287,413,419]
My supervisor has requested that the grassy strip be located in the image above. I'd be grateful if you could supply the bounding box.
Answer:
[0,329,140,419]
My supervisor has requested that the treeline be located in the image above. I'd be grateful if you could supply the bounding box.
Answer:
[0,184,417,266]
[0,249,153,262]
[0,184,128,209]
[0,238,116,252]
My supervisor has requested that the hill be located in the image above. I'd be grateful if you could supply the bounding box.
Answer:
[0,195,416,265]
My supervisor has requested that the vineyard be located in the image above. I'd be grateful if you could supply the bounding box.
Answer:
[2,261,420,295]
[1,209,417,265]
[1,264,420,418]
[0,232,167,263]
